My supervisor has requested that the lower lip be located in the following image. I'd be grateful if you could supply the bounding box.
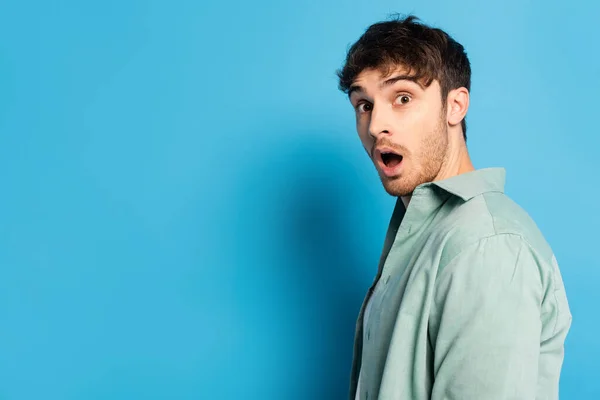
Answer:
[378,159,404,177]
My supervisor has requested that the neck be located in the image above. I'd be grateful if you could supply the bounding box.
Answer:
[435,132,475,181]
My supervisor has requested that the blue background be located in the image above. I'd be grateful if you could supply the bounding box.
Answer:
[0,0,597,399]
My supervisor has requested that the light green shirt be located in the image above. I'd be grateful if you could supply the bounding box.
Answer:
[350,168,572,400]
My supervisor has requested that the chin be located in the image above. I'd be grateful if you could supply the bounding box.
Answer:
[381,177,416,197]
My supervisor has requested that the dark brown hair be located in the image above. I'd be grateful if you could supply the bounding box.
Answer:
[337,14,471,139]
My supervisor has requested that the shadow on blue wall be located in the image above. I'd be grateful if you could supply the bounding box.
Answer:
[71,125,378,400]
[230,124,376,399]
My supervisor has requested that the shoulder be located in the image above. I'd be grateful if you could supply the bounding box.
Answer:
[429,191,571,335]
[435,191,554,272]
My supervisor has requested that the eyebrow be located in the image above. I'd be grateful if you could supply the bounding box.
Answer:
[347,74,423,98]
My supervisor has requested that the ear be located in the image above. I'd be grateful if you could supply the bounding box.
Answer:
[446,87,469,128]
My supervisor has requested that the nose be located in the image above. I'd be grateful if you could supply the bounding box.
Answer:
[368,104,393,139]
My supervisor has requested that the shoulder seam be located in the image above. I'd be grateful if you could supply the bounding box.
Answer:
[476,193,553,264]
[440,232,525,273]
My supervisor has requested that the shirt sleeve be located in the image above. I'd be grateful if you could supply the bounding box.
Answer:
[429,234,545,400]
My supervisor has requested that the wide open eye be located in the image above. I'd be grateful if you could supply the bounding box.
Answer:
[395,94,411,105]
[356,102,373,113]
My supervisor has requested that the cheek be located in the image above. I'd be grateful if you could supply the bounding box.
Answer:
[357,129,373,153]
[403,107,428,127]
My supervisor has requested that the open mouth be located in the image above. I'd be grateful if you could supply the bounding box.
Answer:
[381,151,403,168]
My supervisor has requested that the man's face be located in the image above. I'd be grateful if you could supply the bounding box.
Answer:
[348,67,449,197]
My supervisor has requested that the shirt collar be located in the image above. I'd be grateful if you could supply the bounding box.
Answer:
[426,167,506,201]
[386,168,506,243]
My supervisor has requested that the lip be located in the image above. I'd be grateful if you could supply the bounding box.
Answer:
[374,146,404,178]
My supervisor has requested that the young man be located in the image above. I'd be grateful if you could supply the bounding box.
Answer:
[337,15,572,400]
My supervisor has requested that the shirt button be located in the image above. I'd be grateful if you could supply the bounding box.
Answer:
[367,329,371,340]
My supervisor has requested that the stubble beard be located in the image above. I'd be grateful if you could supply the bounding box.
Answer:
[380,119,449,197]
